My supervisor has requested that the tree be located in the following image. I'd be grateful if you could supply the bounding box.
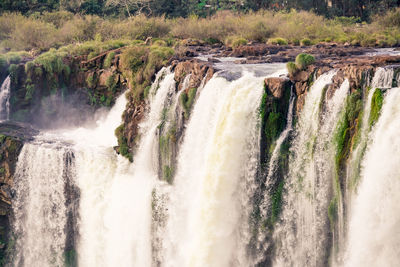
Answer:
[106,0,151,16]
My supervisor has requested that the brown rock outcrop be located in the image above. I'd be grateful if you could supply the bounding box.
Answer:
[264,77,291,99]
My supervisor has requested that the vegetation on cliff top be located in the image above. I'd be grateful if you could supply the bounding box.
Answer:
[287,53,315,75]
[1,8,400,54]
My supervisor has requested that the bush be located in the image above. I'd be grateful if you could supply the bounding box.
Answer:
[103,51,115,68]
[232,38,247,48]
[286,61,298,76]
[300,38,312,46]
[267,37,288,45]
[0,55,6,69]
[33,49,67,75]
[375,8,400,28]
[25,61,35,74]
[295,53,315,70]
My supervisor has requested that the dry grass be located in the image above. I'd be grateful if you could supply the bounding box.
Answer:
[1,9,400,53]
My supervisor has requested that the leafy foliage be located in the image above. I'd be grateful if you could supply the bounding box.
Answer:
[295,53,315,70]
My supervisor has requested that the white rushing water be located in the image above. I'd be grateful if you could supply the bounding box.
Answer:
[272,71,351,267]
[12,142,73,266]
[344,87,400,267]
[11,67,176,267]
[75,68,175,267]
[12,58,400,267]
[162,71,268,267]
[0,76,10,121]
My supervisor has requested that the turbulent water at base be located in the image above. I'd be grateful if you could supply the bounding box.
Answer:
[0,76,10,121]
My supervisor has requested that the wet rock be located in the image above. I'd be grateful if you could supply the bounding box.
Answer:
[265,77,291,98]
[173,60,215,91]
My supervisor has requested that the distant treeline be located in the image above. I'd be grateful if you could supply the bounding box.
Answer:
[1,0,400,20]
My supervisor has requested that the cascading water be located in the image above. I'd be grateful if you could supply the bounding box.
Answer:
[9,53,400,267]
[11,142,74,266]
[272,71,351,267]
[0,76,10,121]
[10,67,176,267]
[160,65,286,267]
[343,87,400,267]
[74,67,176,267]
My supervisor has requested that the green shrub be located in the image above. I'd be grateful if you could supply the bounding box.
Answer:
[115,124,132,162]
[8,64,18,84]
[25,84,35,101]
[0,55,6,69]
[286,61,298,75]
[103,51,115,68]
[86,74,96,88]
[300,38,312,46]
[295,53,315,70]
[5,52,22,64]
[231,38,247,48]
[106,74,117,92]
[24,61,35,75]
[180,87,197,118]
[267,37,288,45]
[33,49,68,76]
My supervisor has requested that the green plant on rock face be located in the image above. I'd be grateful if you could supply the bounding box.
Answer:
[103,51,115,69]
[180,87,197,119]
[106,74,117,92]
[295,53,315,70]
[8,64,18,84]
[0,135,5,144]
[24,61,35,75]
[64,249,77,267]
[25,84,35,101]
[328,197,338,231]
[286,61,298,76]
[163,165,173,184]
[33,49,67,76]
[34,66,43,77]
[86,74,96,88]
[0,55,6,70]
[369,89,383,128]
[270,180,284,225]
[115,124,132,162]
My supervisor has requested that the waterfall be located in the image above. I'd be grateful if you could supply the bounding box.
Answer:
[12,142,75,266]
[266,89,295,184]
[272,71,351,267]
[74,68,175,267]
[161,71,270,267]
[0,76,10,121]
[9,57,400,267]
[344,87,400,267]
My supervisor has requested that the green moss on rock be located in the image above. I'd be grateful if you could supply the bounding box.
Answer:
[369,88,384,128]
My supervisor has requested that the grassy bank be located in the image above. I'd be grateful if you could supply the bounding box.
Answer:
[1,8,400,54]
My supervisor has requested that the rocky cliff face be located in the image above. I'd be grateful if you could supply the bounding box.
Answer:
[6,50,126,129]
